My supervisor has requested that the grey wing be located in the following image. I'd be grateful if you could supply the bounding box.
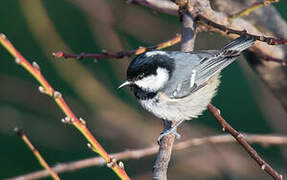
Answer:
[162,51,218,98]
[163,36,254,99]
[163,50,237,98]
[194,36,254,87]
[164,50,219,98]
[192,50,238,87]
[168,69,198,98]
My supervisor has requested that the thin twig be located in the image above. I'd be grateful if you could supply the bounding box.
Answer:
[252,46,287,65]
[129,0,287,60]
[0,33,130,180]
[207,104,283,180]
[53,35,181,60]
[197,14,287,45]
[128,0,287,45]
[7,134,287,180]
[54,33,286,65]
[229,0,279,21]
[14,128,61,180]
[53,18,286,65]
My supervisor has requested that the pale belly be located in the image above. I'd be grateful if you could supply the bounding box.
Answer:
[139,74,221,122]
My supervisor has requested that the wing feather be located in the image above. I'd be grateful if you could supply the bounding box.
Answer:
[163,36,255,98]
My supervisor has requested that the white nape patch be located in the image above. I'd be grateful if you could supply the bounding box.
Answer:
[145,51,168,57]
[190,70,196,87]
[135,67,169,91]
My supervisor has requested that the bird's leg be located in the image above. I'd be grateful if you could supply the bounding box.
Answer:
[157,119,185,144]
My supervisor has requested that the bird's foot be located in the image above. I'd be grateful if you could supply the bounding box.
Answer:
[157,126,181,144]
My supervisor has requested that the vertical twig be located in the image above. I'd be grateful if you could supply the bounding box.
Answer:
[152,4,197,179]
[181,13,197,51]
[14,128,61,180]
[152,121,176,180]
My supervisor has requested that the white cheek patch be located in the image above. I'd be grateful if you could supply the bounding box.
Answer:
[135,67,169,91]
[145,51,169,57]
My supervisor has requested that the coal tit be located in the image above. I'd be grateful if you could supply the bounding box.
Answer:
[119,36,255,142]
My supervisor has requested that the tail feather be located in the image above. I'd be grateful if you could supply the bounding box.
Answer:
[193,36,255,87]
[221,35,255,52]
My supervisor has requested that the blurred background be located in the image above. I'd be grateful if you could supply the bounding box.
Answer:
[0,0,287,179]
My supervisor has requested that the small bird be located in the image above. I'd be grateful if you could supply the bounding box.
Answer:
[119,35,255,142]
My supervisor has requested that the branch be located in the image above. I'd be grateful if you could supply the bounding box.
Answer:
[228,0,279,21]
[53,35,181,60]
[207,104,283,180]
[0,33,130,180]
[53,9,287,65]
[53,33,287,65]
[152,5,197,180]
[252,46,287,65]
[8,133,287,180]
[14,128,61,180]
[180,13,197,51]
[129,0,287,58]
[152,121,176,180]
[197,14,287,45]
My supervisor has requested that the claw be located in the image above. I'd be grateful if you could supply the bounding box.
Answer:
[157,133,165,144]
[157,127,181,144]
[174,132,181,140]
[157,120,185,144]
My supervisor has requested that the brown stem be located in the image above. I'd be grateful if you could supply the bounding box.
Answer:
[252,46,287,65]
[181,13,197,51]
[53,33,286,65]
[152,7,197,180]
[208,104,283,180]
[129,0,286,59]
[152,120,176,180]
[197,14,287,45]
[53,16,287,65]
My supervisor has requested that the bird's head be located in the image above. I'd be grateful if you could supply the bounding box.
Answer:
[119,51,174,95]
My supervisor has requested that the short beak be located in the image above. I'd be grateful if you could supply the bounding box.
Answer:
[118,81,132,89]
